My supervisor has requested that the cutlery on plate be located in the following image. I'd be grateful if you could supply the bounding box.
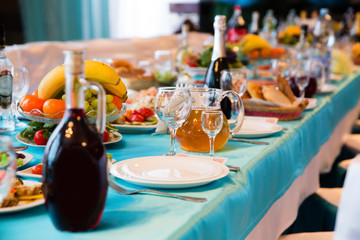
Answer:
[230,138,269,145]
[108,179,207,203]
[14,146,28,151]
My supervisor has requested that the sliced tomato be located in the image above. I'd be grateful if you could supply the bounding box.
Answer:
[103,129,110,142]
[31,164,43,175]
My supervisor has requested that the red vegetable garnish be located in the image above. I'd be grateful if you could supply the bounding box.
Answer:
[137,107,154,119]
[31,164,43,175]
[34,130,49,145]
[129,114,145,122]
[103,129,110,142]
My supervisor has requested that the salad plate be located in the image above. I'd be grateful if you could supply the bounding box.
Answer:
[0,180,44,214]
[110,156,229,189]
[234,117,283,138]
[16,132,122,147]
[16,151,34,167]
[16,164,42,179]
[111,123,158,134]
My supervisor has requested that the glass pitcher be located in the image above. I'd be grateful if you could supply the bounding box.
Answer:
[176,88,244,152]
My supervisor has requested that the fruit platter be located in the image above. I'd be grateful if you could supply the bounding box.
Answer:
[18,60,127,124]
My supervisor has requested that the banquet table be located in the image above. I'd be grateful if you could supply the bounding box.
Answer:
[1,33,360,239]
[1,70,360,240]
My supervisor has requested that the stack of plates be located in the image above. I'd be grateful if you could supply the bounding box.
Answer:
[110,156,229,189]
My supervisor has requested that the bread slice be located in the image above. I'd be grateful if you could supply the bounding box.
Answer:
[262,85,292,106]
[277,76,296,103]
[247,82,264,100]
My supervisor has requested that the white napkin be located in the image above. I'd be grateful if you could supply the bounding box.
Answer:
[153,121,170,135]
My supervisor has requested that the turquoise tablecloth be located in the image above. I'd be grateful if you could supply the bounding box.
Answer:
[1,73,360,240]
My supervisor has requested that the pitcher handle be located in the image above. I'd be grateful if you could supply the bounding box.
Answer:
[78,81,106,137]
[221,90,245,137]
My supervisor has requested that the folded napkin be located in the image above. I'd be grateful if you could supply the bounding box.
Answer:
[153,121,170,135]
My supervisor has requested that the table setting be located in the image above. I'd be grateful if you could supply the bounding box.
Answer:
[1,13,360,240]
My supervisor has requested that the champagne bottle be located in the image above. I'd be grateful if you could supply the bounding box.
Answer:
[204,15,230,118]
[0,24,15,132]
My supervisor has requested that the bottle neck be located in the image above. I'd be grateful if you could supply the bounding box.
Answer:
[64,51,85,110]
[212,24,227,60]
[0,47,6,58]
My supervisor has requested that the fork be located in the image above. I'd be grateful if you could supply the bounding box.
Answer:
[108,178,207,202]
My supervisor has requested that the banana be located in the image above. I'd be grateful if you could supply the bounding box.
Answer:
[102,80,128,103]
[242,38,272,54]
[38,60,121,99]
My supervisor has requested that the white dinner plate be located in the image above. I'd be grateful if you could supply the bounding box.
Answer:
[16,132,122,147]
[318,84,337,94]
[16,164,42,179]
[0,180,44,214]
[112,123,157,134]
[17,151,33,167]
[110,156,229,189]
[234,119,283,139]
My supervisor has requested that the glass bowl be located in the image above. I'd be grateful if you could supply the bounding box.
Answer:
[17,103,126,124]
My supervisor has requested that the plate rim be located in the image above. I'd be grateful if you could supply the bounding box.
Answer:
[0,180,44,214]
[17,151,34,167]
[319,83,337,93]
[234,121,283,138]
[110,156,229,188]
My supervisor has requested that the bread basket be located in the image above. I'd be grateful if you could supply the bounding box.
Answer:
[244,100,308,121]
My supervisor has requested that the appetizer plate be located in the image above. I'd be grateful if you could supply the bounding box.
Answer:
[0,180,44,214]
[112,123,157,134]
[305,98,318,110]
[16,164,42,179]
[16,132,122,147]
[17,151,34,167]
[234,118,283,138]
[318,84,337,94]
[110,156,229,189]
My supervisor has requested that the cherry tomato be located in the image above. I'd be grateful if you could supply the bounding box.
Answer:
[186,55,199,67]
[34,130,49,145]
[124,110,133,121]
[137,107,154,119]
[31,164,43,175]
[19,95,46,116]
[129,114,145,122]
[103,129,110,142]
[43,99,66,119]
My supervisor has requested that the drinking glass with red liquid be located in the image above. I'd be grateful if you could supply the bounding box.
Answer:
[43,50,108,232]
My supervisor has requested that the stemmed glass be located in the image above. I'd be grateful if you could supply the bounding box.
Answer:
[0,136,16,202]
[294,59,311,100]
[201,111,223,157]
[155,87,192,156]
[220,69,248,97]
[12,67,30,129]
[271,59,291,82]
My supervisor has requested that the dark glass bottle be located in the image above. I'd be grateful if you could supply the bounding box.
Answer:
[43,50,107,232]
[204,15,231,118]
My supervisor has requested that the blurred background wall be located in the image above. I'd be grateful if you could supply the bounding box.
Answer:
[1,0,360,45]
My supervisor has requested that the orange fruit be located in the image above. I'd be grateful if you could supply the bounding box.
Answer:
[247,50,260,59]
[19,95,46,116]
[32,90,38,97]
[112,95,123,110]
[43,99,66,119]
[271,48,286,58]
[260,48,272,59]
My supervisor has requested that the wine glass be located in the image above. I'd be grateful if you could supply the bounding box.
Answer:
[201,110,223,157]
[153,50,172,73]
[0,136,16,202]
[12,67,30,129]
[155,87,191,156]
[220,69,248,97]
[271,59,291,82]
[294,59,311,100]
